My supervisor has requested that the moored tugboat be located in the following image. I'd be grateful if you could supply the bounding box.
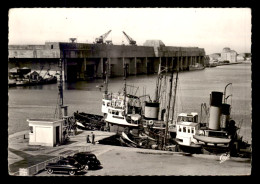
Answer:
[193,84,251,157]
[173,112,202,153]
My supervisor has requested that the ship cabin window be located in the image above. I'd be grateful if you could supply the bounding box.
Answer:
[191,128,194,134]
[178,116,194,122]
[111,110,119,115]
[183,127,186,133]
[188,128,190,133]
[29,126,33,133]
[178,116,184,122]
[194,116,198,123]
[186,117,193,122]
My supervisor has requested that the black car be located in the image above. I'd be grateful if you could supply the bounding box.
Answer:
[68,152,101,169]
[45,158,86,175]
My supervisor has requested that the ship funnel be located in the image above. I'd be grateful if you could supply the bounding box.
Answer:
[220,103,231,129]
[144,102,160,120]
[209,91,223,130]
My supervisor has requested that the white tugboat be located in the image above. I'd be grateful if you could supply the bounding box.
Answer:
[174,112,202,152]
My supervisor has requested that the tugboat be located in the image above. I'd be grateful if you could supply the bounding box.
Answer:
[193,84,251,156]
[173,112,202,153]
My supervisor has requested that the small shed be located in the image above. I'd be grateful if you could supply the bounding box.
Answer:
[27,118,64,147]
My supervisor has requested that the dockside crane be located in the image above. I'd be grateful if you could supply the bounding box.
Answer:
[95,30,112,44]
[122,31,137,45]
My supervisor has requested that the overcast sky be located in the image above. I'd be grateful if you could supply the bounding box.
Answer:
[8,8,251,55]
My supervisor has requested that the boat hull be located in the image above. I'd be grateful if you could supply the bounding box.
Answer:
[193,135,231,144]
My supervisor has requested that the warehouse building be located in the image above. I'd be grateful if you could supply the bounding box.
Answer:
[8,40,205,81]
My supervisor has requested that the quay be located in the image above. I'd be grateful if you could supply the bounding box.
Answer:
[8,40,205,81]
[8,129,116,175]
[8,129,251,176]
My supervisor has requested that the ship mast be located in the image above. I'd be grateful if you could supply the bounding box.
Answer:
[123,63,127,115]
[163,59,175,149]
[154,61,162,102]
[58,58,64,119]
[171,69,179,122]
[104,60,109,95]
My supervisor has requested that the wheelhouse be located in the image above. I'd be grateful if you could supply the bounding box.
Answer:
[175,112,200,146]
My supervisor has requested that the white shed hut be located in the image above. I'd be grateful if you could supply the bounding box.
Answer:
[27,118,64,147]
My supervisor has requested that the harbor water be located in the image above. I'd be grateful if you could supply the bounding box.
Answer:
[8,63,252,144]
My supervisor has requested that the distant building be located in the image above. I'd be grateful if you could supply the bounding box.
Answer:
[237,53,251,61]
[209,53,221,62]
[204,55,210,66]
[237,53,246,61]
[221,47,237,63]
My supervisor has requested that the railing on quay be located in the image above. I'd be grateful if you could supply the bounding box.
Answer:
[10,146,91,176]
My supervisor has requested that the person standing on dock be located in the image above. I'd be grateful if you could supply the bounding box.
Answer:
[86,134,91,143]
[91,132,95,145]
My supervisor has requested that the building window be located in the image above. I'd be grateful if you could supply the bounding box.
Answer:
[188,128,190,133]
[191,128,194,134]
[178,126,182,132]
[51,45,53,49]
[29,126,33,133]
[183,127,186,133]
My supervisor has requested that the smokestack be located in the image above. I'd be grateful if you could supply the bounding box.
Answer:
[208,91,223,130]
[220,103,231,129]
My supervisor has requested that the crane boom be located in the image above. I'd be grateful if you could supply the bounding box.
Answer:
[95,30,112,44]
[122,31,136,45]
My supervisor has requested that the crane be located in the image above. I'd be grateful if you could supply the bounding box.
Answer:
[122,31,137,45]
[95,30,112,44]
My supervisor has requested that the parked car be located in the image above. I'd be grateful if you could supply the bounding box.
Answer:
[67,152,101,169]
[45,158,86,175]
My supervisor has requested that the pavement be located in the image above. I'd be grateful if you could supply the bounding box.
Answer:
[8,129,252,176]
[8,129,116,174]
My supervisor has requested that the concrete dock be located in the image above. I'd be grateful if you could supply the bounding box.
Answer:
[8,130,251,176]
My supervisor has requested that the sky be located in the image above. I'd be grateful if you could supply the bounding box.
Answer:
[8,8,251,55]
